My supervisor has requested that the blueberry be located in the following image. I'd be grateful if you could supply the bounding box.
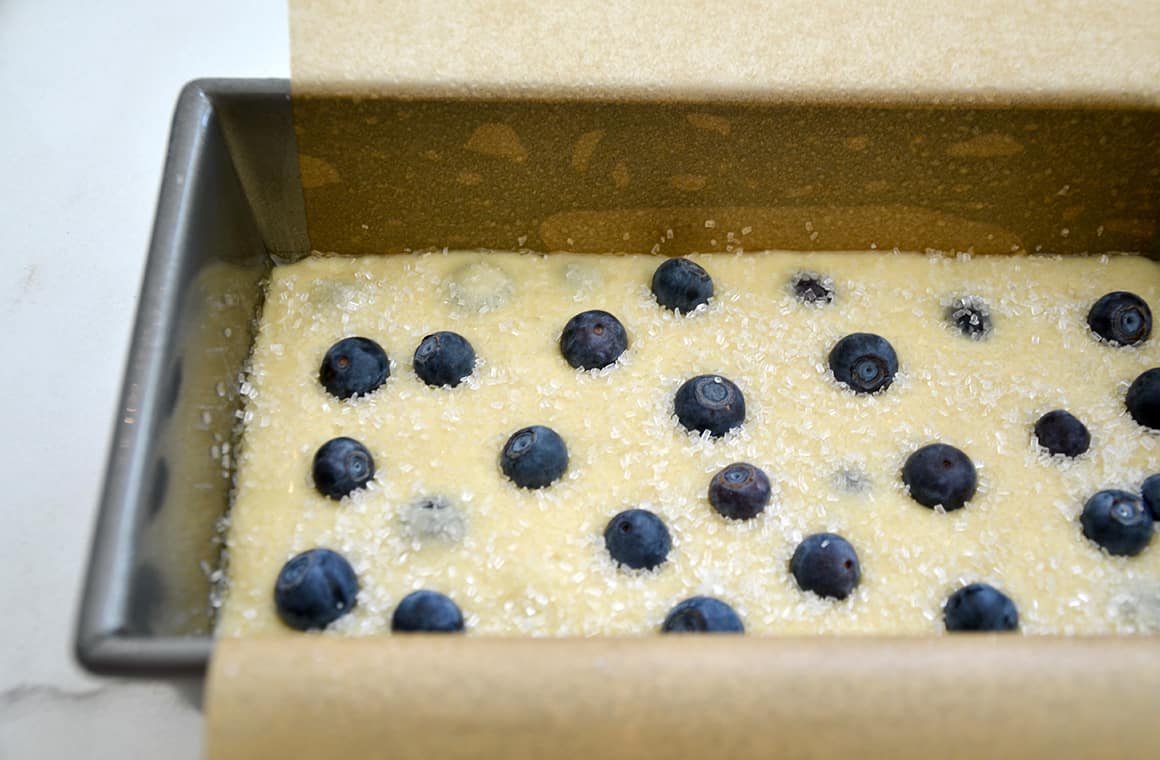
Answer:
[651,258,714,312]
[901,443,977,511]
[559,310,628,370]
[708,463,771,520]
[604,509,672,570]
[943,583,1018,632]
[828,333,898,394]
[274,548,359,631]
[319,337,390,399]
[946,296,992,339]
[661,596,744,633]
[1126,368,1160,430]
[790,271,834,305]
[1080,489,1153,556]
[391,590,465,633]
[413,331,475,387]
[1088,291,1152,346]
[1033,409,1091,458]
[1141,474,1160,521]
[674,375,746,437]
[312,437,375,500]
[789,533,861,600]
[500,425,568,489]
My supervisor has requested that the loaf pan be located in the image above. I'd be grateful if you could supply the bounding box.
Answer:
[76,79,308,674]
[76,79,1160,676]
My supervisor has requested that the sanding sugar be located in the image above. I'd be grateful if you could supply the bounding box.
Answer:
[218,250,1160,637]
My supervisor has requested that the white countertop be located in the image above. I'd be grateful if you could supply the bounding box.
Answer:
[0,1,288,756]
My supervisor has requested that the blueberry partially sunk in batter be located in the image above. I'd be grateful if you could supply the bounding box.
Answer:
[828,333,898,394]
[1081,489,1153,557]
[1141,474,1160,521]
[446,260,514,312]
[560,310,628,370]
[312,437,375,500]
[708,462,771,520]
[901,443,977,511]
[1087,291,1152,346]
[319,336,390,399]
[1126,368,1160,430]
[651,257,714,313]
[1033,409,1091,458]
[413,330,475,387]
[400,495,467,542]
[946,295,992,339]
[674,375,746,437]
[500,425,568,489]
[391,590,465,633]
[662,596,744,633]
[943,583,1018,632]
[604,509,672,570]
[790,271,835,306]
[790,533,861,600]
[274,548,359,631]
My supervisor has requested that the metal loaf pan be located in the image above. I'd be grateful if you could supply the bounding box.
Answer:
[76,79,308,674]
[77,79,1160,679]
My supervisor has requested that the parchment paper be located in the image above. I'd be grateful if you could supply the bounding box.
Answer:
[204,4,1160,757]
[206,636,1160,759]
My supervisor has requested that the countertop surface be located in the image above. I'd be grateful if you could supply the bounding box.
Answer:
[0,1,288,756]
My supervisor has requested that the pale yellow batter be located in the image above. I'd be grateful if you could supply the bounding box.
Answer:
[218,250,1160,637]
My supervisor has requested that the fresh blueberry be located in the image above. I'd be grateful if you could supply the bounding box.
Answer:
[604,509,672,570]
[274,548,359,631]
[1141,474,1160,521]
[789,533,861,600]
[708,463,771,520]
[828,333,898,394]
[661,596,744,633]
[391,590,465,633]
[559,310,628,370]
[790,271,834,305]
[1126,368,1160,430]
[1080,489,1153,556]
[946,296,992,339]
[652,258,714,313]
[500,425,568,489]
[413,331,475,387]
[1087,291,1152,346]
[312,437,375,500]
[319,336,390,399]
[674,375,746,437]
[901,443,977,511]
[943,583,1018,632]
[1033,409,1091,458]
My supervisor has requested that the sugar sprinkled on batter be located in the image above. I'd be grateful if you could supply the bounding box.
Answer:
[218,250,1160,637]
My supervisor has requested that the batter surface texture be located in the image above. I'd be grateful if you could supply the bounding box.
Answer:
[218,250,1160,637]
